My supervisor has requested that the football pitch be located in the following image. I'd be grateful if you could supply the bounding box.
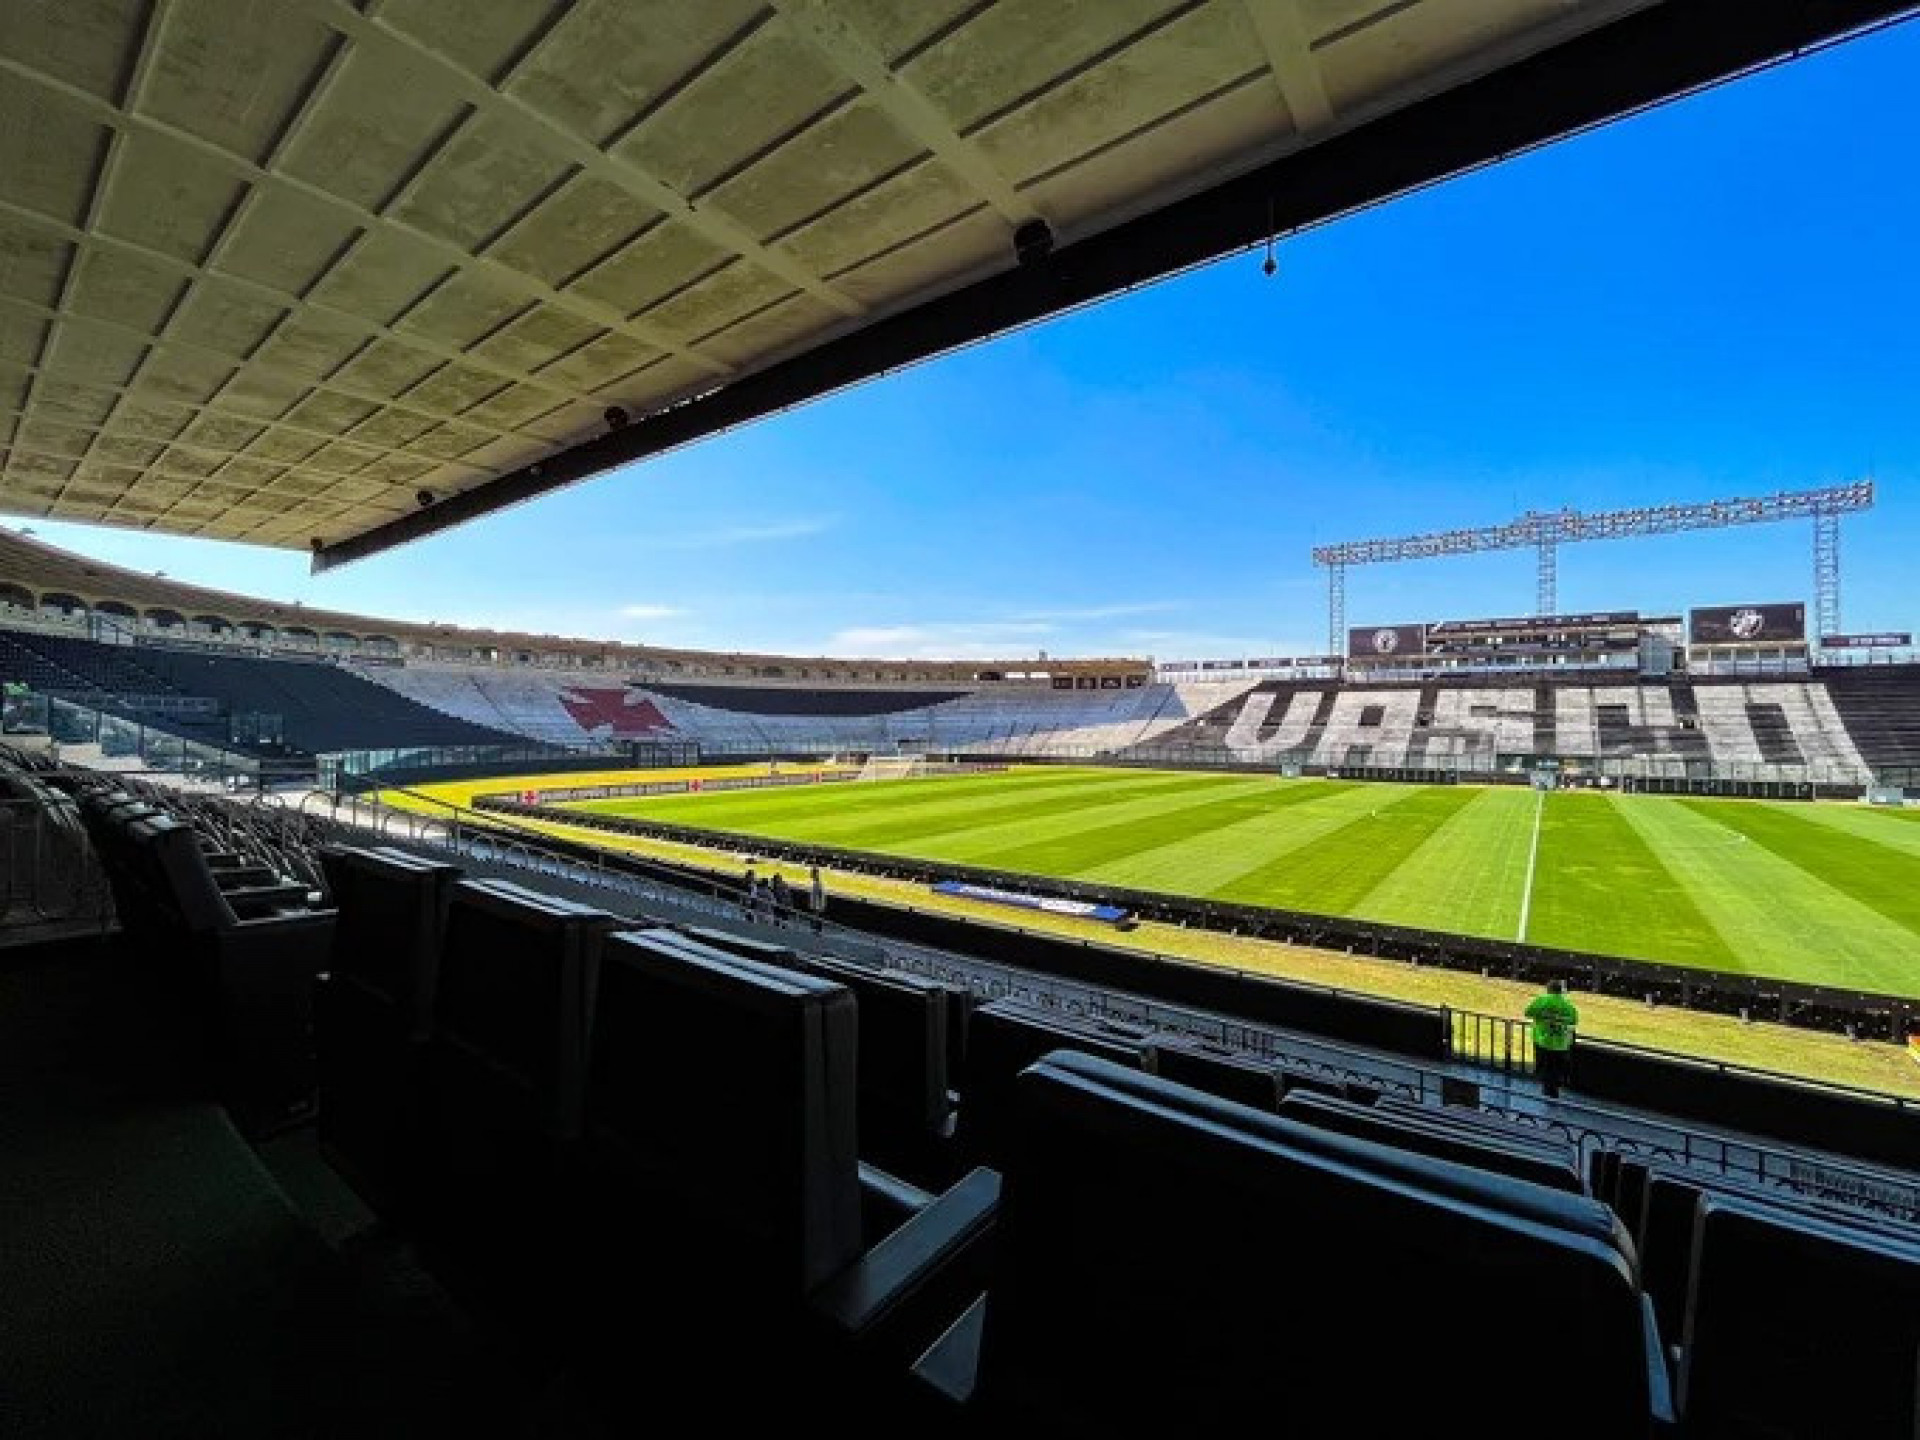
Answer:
[559,766,1920,1000]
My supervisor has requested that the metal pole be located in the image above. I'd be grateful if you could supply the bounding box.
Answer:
[1813,509,1841,641]
[1327,562,1346,658]
[1536,537,1557,616]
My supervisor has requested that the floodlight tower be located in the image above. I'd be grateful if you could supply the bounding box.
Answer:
[1311,481,1873,654]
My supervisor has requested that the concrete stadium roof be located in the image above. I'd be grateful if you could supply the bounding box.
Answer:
[1,1,1912,569]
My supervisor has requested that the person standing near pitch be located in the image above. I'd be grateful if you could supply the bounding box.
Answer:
[1525,979,1579,1099]
[808,865,827,933]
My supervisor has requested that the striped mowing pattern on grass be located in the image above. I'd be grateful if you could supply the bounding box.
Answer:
[561,767,1920,1000]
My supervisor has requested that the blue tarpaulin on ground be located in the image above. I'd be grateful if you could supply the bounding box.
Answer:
[930,879,1130,925]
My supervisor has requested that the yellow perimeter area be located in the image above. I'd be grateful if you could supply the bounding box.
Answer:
[379,766,1920,1100]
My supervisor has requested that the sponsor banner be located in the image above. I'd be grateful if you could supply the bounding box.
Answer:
[1348,623,1427,660]
[1690,602,1805,646]
[1821,632,1912,650]
[931,879,1130,925]
[1427,611,1637,635]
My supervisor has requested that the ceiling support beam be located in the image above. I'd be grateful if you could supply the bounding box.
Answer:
[1240,0,1335,134]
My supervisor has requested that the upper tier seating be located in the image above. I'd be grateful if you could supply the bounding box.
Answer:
[1,626,524,756]
[353,662,1182,755]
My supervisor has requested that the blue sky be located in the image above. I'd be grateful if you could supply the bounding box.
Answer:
[25,20,1920,661]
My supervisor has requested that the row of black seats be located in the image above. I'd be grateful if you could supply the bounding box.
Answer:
[314,844,1918,1433]
[1591,1151,1920,1436]
[313,846,1651,1429]
[77,786,334,1134]
[315,845,1001,1420]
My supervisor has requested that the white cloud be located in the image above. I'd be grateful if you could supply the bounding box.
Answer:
[647,518,835,550]
[618,603,685,620]
[1014,599,1189,623]
[826,619,1055,658]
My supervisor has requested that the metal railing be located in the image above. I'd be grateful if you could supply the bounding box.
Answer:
[1444,1007,1537,1075]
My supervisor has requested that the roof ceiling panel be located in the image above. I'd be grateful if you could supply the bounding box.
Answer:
[0,317,48,367]
[975,4,1268,189]
[486,174,660,288]
[609,25,852,200]
[0,216,74,308]
[378,0,561,86]
[144,0,338,163]
[212,186,360,292]
[902,0,1189,133]
[705,100,928,245]
[774,158,978,278]
[306,232,451,327]
[65,247,186,333]
[273,47,471,212]
[0,88,109,226]
[468,304,602,373]
[0,0,1904,553]
[0,0,147,101]
[95,129,245,263]
[507,0,768,147]
[165,284,295,358]
[390,270,532,350]
[566,219,729,317]
[643,262,796,347]
[833,0,988,63]
[388,115,574,252]
[43,322,145,386]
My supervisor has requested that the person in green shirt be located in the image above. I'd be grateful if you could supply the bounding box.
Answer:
[1525,979,1579,1098]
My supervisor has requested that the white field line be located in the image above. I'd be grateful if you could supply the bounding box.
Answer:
[1516,787,1546,943]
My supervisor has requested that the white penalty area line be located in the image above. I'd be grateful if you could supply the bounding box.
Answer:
[1516,787,1546,944]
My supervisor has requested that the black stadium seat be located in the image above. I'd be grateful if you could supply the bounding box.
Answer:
[416,879,618,1328]
[78,798,332,1135]
[805,954,954,1182]
[917,1052,1669,1434]
[1143,1039,1285,1111]
[1680,1195,1920,1437]
[952,999,1150,1166]
[573,931,998,1402]
[1277,1088,1586,1193]
[314,845,463,1217]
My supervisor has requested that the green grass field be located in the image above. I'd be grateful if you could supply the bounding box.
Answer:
[562,766,1920,1000]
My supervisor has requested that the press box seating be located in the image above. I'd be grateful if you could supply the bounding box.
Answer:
[916,1052,1668,1434]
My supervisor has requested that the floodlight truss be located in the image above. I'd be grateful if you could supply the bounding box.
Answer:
[1311,481,1873,653]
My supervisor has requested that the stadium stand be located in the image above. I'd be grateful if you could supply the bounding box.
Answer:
[1123,673,1890,782]
[5,757,1919,1435]
[0,626,525,760]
